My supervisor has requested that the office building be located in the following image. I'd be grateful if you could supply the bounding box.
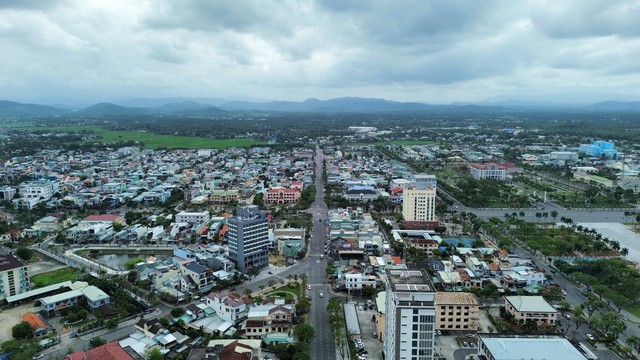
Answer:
[384,269,436,360]
[228,205,269,273]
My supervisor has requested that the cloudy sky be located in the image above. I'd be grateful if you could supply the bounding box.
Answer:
[1,0,640,105]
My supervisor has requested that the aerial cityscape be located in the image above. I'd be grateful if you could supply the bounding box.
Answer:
[2,1,640,360]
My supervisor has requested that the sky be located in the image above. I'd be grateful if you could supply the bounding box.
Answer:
[1,0,640,105]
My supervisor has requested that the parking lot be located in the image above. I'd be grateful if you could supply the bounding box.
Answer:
[354,301,384,360]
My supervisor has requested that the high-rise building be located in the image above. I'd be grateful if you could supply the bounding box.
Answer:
[402,186,437,230]
[0,254,30,301]
[384,269,436,360]
[227,205,269,273]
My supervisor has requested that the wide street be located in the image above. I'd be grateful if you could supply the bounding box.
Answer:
[235,144,335,359]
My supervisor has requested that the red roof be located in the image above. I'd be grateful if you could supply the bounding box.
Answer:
[391,256,402,265]
[83,214,120,222]
[67,341,132,360]
[22,312,47,332]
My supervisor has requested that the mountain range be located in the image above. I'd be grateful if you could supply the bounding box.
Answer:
[1,97,640,117]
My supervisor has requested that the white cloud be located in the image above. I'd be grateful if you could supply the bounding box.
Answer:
[0,0,640,104]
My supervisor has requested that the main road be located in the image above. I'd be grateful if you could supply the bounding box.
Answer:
[235,144,334,359]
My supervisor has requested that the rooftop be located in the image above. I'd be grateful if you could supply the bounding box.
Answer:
[479,334,587,360]
[435,292,479,306]
[387,269,434,292]
[505,295,558,313]
[0,254,26,272]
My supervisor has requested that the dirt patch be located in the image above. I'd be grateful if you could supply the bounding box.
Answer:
[29,257,67,277]
[0,303,40,343]
[269,254,285,267]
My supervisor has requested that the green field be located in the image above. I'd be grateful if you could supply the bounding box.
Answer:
[17,125,265,149]
[356,140,437,146]
[31,267,83,288]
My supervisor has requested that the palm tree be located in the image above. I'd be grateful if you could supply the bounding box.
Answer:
[550,210,558,222]
[621,247,629,256]
[535,212,542,222]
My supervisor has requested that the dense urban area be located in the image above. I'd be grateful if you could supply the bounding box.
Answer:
[3,104,640,360]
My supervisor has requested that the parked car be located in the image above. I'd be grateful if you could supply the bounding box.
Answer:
[586,334,595,340]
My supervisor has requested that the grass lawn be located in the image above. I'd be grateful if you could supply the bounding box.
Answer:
[625,303,640,318]
[265,282,301,299]
[17,125,265,149]
[31,267,83,288]
[356,140,437,146]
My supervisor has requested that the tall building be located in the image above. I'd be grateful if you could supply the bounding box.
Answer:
[402,186,437,230]
[0,254,30,301]
[385,269,436,360]
[412,174,437,189]
[228,205,269,273]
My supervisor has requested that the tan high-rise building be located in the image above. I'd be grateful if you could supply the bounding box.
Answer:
[402,187,437,229]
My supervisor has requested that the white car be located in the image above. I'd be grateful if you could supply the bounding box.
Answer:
[307,284,311,290]
[586,334,595,340]
[319,292,324,298]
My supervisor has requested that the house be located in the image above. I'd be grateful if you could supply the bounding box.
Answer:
[504,295,558,328]
[337,267,377,291]
[21,312,50,337]
[134,318,166,338]
[243,302,295,339]
[66,341,133,360]
[206,291,253,324]
[181,262,215,293]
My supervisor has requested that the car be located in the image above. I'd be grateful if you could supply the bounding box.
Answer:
[586,334,595,340]
[564,314,572,320]
[307,284,311,290]
[319,292,324,298]
[320,254,324,259]
[373,331,378,338]
[357,348,367,354]
[561,290,567,296]
[268,271,273,274]
[466,334,476,338]
[462,341,469,347]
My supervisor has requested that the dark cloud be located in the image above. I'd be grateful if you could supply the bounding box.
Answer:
[532,1,640,38]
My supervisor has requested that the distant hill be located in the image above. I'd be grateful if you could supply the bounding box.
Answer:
[590,101,640,111]
[0,100,71,117]
[220,97,434,112]
[77,103,157,116]
[155,101,212,113]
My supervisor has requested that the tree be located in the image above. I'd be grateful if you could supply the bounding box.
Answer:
[293,353,312,360]
[89,336,107,348]
[112,221,125,232]
[158,317,170,327]
[127,270,139,283]
[293,323,315,345]
[12,322,34,339]
[627,335,640,354]
[147,347,164,360]
[572,306,587,331]
[591,311,627,341]
[15,247,34,262]
[361,285,375,297]
[296,296,311,317]
[170,307,185,318]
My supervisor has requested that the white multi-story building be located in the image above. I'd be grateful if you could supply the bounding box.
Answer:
[339,268,377,291]
[385,269,436,360]
[0,254,29,301]
[19,180,57,202]
[549,151,579,161]
[175,211,210,225]
[468,163,506,181]
[504,295,558,328]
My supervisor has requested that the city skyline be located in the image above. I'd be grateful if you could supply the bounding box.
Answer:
[1,1,640,105]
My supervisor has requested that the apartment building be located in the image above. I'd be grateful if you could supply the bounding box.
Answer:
[227,206,269,273]
[175,211,210,225]
[504,295,558,328]
[435,292,479,332]
[0,254,29,301]
[384,269,436,360]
